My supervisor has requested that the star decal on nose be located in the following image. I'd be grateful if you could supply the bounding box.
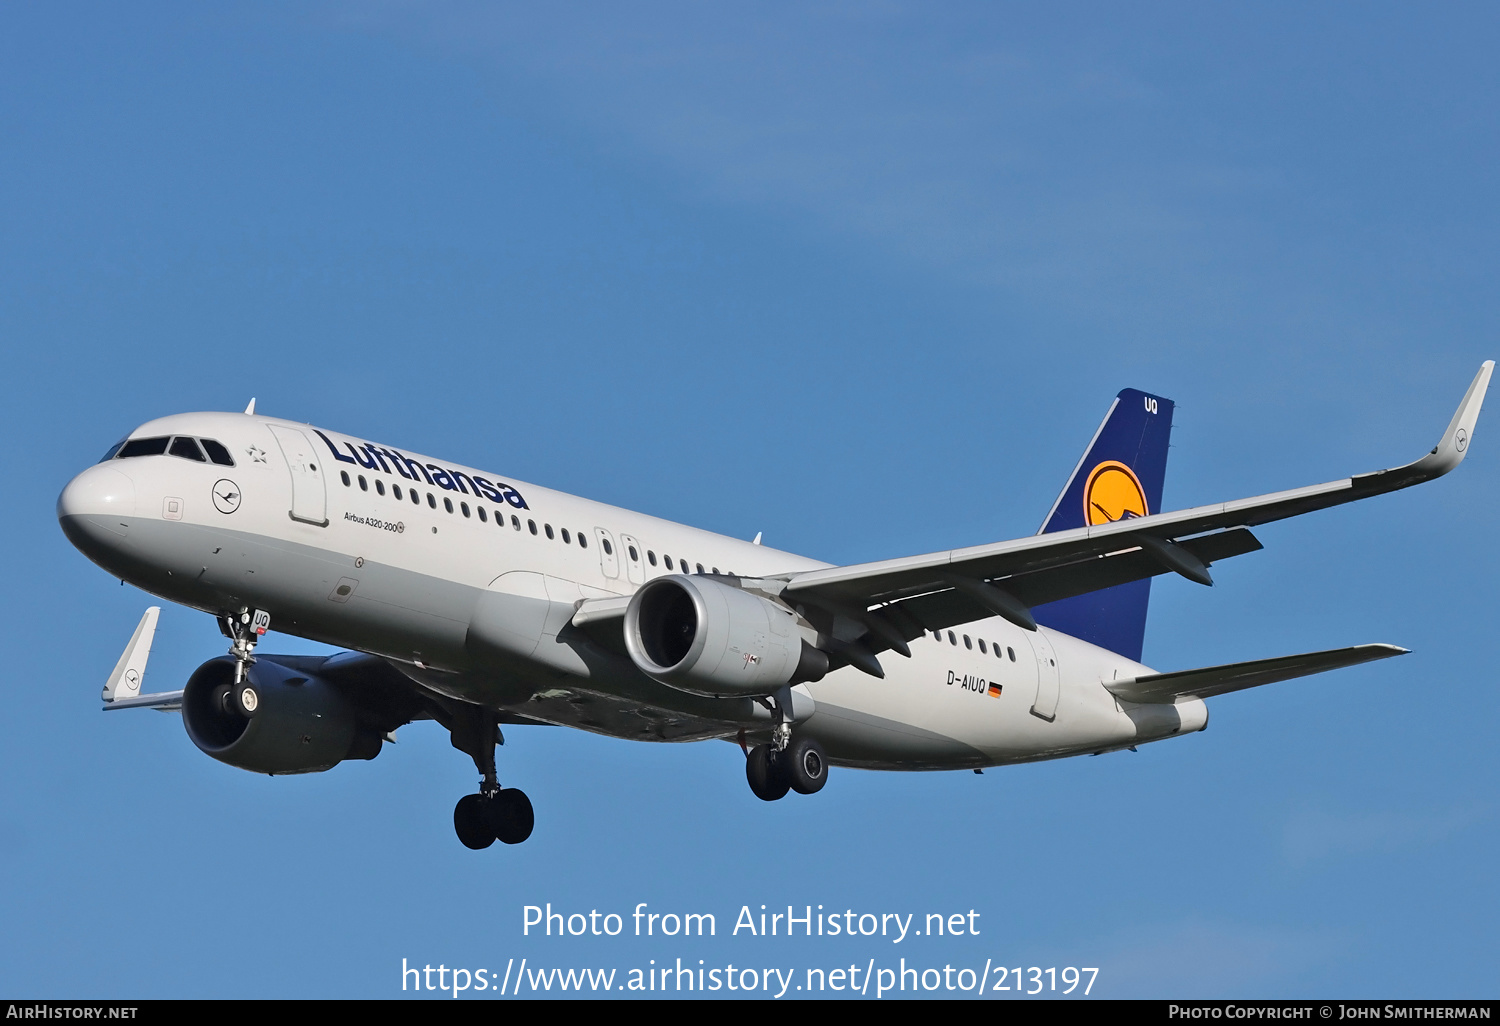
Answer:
[246,446,267,463]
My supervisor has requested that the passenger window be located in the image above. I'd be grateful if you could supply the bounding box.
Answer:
[561,528,570,544]
[578,534,588,549]
[444,497,454,513]
[1007,647,1016,661]
[695,563,705,575]
[118,437,170,458]
[461,502,470,518]
[512,515,521,530]
[168,436,207,462]
[412,490,420,505]
[628,545,638,561]
[664,555,674,570]
[394,485,403,500]
[529,520,538,536]
[602,538,613,555]
[477,506,487,523]
[376,480,386,496]
[545,524,555,540]
[963,635,972,649]
[712,567,720,575]
[340,471,350,487]
[948,631,957,645]
[359,476,368,491]
[978,639,987,654]
[427,493,436,508]
[933,631,942,642]
[647,550,657,566]
[200,439,235,466]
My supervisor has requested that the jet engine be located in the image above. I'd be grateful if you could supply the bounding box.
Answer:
[623,575,828,698]
[181,656,383,774]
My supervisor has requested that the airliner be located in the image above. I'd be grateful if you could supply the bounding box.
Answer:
[57,363,1492,849]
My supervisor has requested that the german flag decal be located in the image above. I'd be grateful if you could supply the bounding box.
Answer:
[987,683,1003,698]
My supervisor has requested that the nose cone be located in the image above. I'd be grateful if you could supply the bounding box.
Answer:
[58,465,138,569]
[58,464,136,522]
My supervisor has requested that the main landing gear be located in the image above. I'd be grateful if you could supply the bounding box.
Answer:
[447,704,533,850]
[744,688,828,802]
[454,790,534,850]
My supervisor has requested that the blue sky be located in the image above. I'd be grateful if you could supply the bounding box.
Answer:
[2,2,1497,998]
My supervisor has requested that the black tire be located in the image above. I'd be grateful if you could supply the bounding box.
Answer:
[746,743,790,801]
[454,793,495,850]
[234,684,259,717]
[486,789,535,845]
[784,735,828,795]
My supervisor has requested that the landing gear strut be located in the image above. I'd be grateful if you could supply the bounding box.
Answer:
[745,687,828,801]
[219,609,270,715]
[448,705,533,849]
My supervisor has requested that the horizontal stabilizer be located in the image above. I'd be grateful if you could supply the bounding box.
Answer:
[1105,643,1408,704]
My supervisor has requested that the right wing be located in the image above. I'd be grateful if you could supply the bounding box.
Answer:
[778,361,1491,654]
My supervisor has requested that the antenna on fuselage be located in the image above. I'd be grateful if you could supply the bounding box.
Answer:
[752,532,762,545]
[244,398,256,415]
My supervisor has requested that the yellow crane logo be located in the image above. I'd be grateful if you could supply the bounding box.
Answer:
[1084,460,1148,525]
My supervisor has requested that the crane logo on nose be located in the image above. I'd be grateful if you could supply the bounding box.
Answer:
[212,480,242,514]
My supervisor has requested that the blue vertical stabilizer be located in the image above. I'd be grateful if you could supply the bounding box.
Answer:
[1031,388,1175,662]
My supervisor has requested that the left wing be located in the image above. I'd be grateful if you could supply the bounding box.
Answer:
[102,606,184,711]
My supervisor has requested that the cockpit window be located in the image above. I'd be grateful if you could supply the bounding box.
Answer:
[169,436,207,462]
[99,440,127,463]
[116,436,170,459]
[200,439,235,466]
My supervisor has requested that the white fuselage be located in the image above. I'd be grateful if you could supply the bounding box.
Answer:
[58,411,1207,771]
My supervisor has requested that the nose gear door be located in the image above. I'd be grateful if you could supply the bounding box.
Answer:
[267,425,329,527]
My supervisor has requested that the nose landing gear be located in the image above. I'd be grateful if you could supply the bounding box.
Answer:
[219,608,271,684]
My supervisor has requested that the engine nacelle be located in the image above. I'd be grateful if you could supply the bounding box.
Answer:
[181,656,383,775]
[623,575,828,698]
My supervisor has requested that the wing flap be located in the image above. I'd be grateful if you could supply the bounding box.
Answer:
[1105,643,1408,704]
[870,528,1263,641]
